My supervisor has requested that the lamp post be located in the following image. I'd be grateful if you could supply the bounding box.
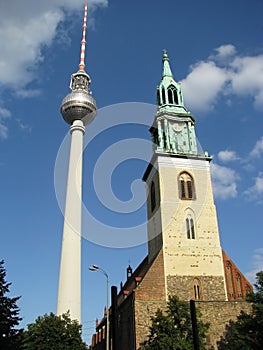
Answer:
[89,265,110,350]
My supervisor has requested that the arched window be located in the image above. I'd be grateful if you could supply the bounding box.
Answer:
[167,85,179,105]
[185,208,196,240]
[162,87,166,104]
[178,172,195,200]
[191,278,203,300]
[150,181,156,212]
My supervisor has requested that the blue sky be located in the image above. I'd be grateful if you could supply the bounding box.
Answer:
[0,0,263,344]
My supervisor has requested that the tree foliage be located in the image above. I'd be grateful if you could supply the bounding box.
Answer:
[140,295,210,350]
[218,271,263,350]
[22,312,87,350]
[0,259,23,350]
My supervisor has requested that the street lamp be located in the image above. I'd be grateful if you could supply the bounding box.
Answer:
[89,265,110,350]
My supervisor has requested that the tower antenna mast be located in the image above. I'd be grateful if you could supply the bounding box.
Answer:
[79,3,88,72]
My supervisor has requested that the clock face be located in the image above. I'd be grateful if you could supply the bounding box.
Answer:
[172,122,184,132]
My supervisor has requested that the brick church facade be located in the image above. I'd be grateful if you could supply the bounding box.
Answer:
[91,52,253,349]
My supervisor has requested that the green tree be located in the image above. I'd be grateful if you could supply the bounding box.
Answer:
[218,271,263,350]
[0,259,23,350]
[140,295,210,350]
[22,312,87,350]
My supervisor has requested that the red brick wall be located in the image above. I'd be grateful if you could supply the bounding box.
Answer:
[135,250,165,301]
[222,250,253,300]
[134,250,166,348]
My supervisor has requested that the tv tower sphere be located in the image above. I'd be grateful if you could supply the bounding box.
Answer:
[61,70,97,125]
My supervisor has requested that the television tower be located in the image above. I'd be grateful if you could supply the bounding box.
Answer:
[57,3,96,322]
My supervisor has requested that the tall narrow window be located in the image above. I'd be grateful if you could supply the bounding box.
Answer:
[162,87,166,104]
[187,180,193,199]
[173,89,178,104]
[178,172,195,200]
[194,285,200,299]
[156,89,160,105]
[168,88,173,104]
[180,179,186,198]
[150,181,156,212]
[186,218,191,239]
[190,218,195,239]
[186,217,195,239]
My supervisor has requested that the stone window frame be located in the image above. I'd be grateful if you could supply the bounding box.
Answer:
[185,208,197,240]
[191,278,203,300]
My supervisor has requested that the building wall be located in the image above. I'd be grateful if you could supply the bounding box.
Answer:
[167,275,226,301]
[134,299,166,349]
[117,294,135,350]
[144,162,163,262]
[196,300,252,348]
[134,299,252,349]
[133,250,166,349]
[131,250,251,349]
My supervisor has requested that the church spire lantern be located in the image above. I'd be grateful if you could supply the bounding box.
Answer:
[157,50,185,111]
[152,51,210,159]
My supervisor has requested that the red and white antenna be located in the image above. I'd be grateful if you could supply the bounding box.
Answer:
[79,3,88,71]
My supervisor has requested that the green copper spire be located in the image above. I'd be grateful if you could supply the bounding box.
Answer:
[157,50,186,114]
[162,50,173,78]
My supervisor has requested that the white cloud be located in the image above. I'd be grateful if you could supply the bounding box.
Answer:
[211,163,238,199]
[16,119,32,133]
[246,248,263,284]
[210,44,237,63]
[181,61,228,112]
[0,108,11,140]
[0,0,108,88]
[15,89,41,99]
[182,44,263,113]
[249,136,263,158]
[244,173,263,201]
[218,150,238,162]
[0,108,11,119]
[230,55,263,110]
[0,124,8,140]
[0,10,63,87]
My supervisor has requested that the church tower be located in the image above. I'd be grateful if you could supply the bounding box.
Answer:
[143,51,227,301]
